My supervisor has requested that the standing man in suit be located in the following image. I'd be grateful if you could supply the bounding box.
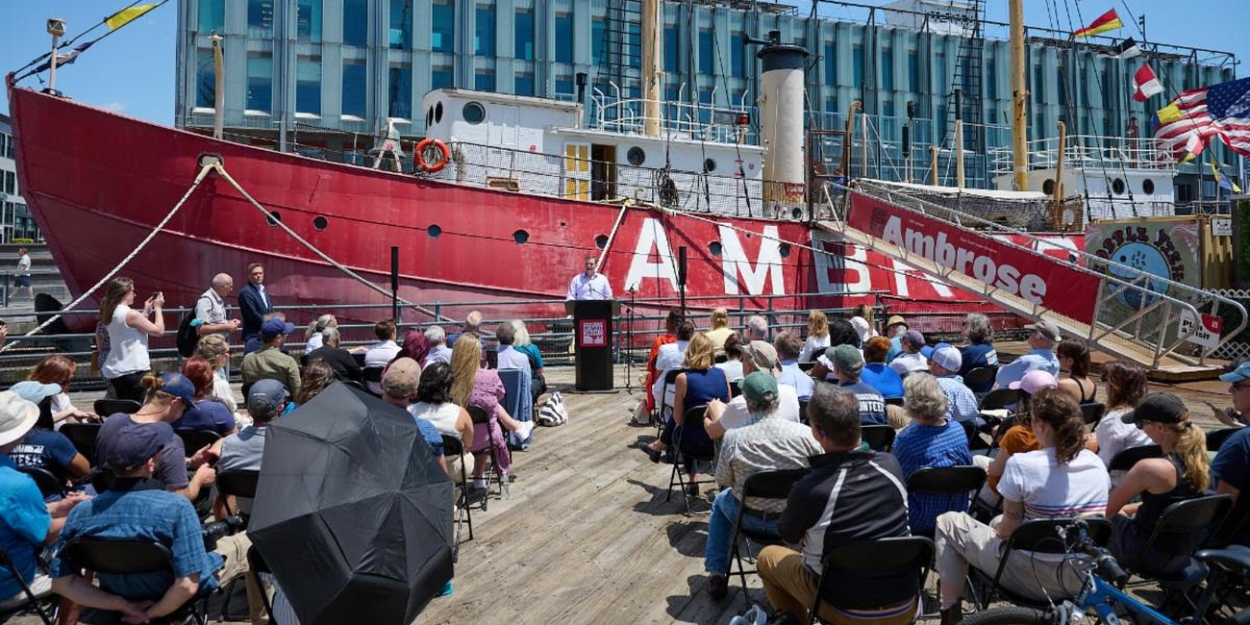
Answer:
[238,263,271,354]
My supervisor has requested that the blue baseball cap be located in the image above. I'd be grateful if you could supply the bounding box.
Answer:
[105,423,169,471]
[9,380,62,404]
[247,379,289,419]
[159,373,196,404]
[1220,361,1250,384]
[920,342,953,359]
[261,318,296,339]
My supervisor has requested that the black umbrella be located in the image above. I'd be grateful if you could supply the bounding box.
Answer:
[250,382,454,625]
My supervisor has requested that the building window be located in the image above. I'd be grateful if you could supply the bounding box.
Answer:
[431,67,453,90]
[555,14,574,63]
[198,0,224,32]
[628,23,642,69]
[556,78,574,98]
[664,28,679,73]
[296,0,321,43]
[908,50,919,92]
[731,34,745,78]
[881,48,894,90]
[699,29,714,75]
[390,0,411,50]
[475,70,495,92]
[824,44,836,85]
[246,54,272,114]
[343,0,367,47]
[935,52,947,93]
[985,58,997,99]
[388,65,412,120]
[591,19,605,62]
[342,60,366,117]
[515,73,535,96]
[297,58,321,115]
[3,172,13,195]
[515,10,534,60]
[195,49,216,108]
[852,44,864,87]
[475,7,495,56]
[248,0,274,37]
[432,2,454,53]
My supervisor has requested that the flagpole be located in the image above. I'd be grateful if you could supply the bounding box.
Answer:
[46,18,66,95]
[1010,0,1028,191]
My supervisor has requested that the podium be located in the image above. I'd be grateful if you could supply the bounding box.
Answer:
[565,299,618,392]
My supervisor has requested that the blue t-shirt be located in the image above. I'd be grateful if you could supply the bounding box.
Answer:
[9,427,80,484]
[0,455,52,600]
[97,414,188,490]
[413,417,444,457]
[840,380,888,425]
[892,419,972,534]
[860,363,904,399]
[51,486,223,601]
[1212,427,1250,546]
[172,399,236,436]
[959,342,999,393]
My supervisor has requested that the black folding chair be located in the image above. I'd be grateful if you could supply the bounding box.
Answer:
[1128,494,1233,594]
[441,434,473,561]
[904,466,986,538]
[884,396,905,407]
[466,405,505,509]
[1108,444,1164,473]
[1206,427,1241,453]
[215,469,260,521]
[798,400,810,425]
[964,366,998,395]
[861,424,896,452]
[17,466,64,500]
[246,546,277,625]
[0,542,55,625]
[729,381,742,398]
[977,388,1017,418]
[1080,402,1107,427]
[715,354,728,364]
[59,423,102,466]
[655,368,688,429]
[62,538,209,625]
[969,518,1113,609]
[728,469,809,599]
[361,366,385,396]
[810,536,935,625]
[93,398,142,416]
[667,405,717,515]
[960,418,991,451]
[176,429,222,458]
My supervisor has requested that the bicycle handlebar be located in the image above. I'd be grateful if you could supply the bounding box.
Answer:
[1058,519,1129,587]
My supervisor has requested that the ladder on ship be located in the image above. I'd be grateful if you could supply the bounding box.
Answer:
[816,181,1248,377]
[596,0,643,126]
[944,0,987,184]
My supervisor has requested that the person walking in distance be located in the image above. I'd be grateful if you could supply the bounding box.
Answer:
[14,247,32,301]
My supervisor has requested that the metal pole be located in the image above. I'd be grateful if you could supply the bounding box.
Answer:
[678,246,687,316]
[212,34,225,140]
[1010,0,1029,191]
[954,89,965,189]
[390,246,400,323]
[641,0,662,138]
[626,288,635,392]
[47,26,62,94]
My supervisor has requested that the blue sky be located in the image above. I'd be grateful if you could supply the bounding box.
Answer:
[0,1,1245,126]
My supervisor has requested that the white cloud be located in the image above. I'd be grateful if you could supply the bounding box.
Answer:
[100,102,128,113]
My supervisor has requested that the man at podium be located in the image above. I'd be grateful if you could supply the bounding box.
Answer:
[567,256,614,301]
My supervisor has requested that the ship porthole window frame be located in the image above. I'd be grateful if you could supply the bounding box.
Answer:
[703,158,717,174]
[434,102,444,124]
[313,216,329,231]
[266,210,282,227]
[1142,178,1155,195]
[1042,179,1056,196]
[778,243,792,258]
[1112,178,1126,196]
[709,242,723,256]
[594,234,609,249]
[428,224,442,239]
[463,102,486,125]
[627,146,646,167]
[513,229,529,244]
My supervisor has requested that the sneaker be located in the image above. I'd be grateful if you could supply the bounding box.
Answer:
[706,573,729,601]
[515,420,535,442]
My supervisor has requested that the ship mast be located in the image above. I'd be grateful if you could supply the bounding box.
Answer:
[641,0,662,137]
[1010,0,1028,190]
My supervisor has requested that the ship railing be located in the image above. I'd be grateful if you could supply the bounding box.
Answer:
[591,92,756,145]
[988,135,1178,175]
[838,179,1248,369]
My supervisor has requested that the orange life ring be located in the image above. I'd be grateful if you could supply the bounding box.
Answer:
[415,138,450,173]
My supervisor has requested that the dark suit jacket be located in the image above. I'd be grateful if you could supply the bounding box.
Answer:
[303,347,363,383]
[238,282,270,340]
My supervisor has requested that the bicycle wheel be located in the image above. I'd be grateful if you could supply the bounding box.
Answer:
[960,606,1056,625]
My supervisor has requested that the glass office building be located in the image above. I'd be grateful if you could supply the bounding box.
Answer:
[0,114,41,243]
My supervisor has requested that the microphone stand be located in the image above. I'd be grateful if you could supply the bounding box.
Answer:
[626,287,636,393]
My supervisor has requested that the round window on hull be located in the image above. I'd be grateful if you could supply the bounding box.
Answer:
[463,102,486,124]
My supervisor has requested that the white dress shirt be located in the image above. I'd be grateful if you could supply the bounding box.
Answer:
[566,271,614,300]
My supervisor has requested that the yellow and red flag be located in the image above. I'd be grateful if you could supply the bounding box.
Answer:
[1073,9,1123,38]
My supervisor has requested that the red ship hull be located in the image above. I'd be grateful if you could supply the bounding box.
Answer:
[8,86,1081,333]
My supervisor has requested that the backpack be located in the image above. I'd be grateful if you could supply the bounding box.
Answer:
[536,392,568,427]
[176,296,208,357]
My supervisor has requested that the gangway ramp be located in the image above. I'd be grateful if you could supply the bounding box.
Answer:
[816,181,1246,377]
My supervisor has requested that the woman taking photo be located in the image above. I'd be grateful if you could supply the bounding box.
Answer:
[1108,392,1210,575]
[98,277,164,402]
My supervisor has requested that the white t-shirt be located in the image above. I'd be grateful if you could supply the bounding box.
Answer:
[17,253,31,274]
[889,352,929,377]
[798,334,831,363]
[409,401,463,437]
[999,448,1110,521]
[716,384,801,431]
[102,304,150,379]
[212,372,239,414]
[651,340,689,409]
[1095,406,1153,467]
[364,340,401,369]
[715,359,744,383]
[305,333,324,351]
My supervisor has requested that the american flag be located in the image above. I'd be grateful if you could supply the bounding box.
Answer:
[1153,77,1250,162]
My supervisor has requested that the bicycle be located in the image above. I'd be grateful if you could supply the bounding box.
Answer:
[959,519,1250,625]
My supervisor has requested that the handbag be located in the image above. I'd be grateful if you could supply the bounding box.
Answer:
[536,392,568,426]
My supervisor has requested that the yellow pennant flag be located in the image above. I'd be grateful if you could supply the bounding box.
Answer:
[1156,103,1183,126]
[105,4,157,30]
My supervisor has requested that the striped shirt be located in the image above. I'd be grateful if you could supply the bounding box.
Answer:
[936,375,980,423]
[892,420,973,534]
[999,448,1110,520]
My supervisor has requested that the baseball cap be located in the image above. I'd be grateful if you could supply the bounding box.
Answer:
[9,380,62,405]
[0,391,40,446]
[261,318,296,339]
[1008,370,1058,394]
[1220,360,1250,384]
[1024,319,1062,342]
[104,423,168,471]
[903,330,925,349]
[739,340,779,372]
[885,315,907,330]
[382,357,422,399]
[740,371,779,404]
[929,345,962,372]
[247,379,290,419]
[159,373,197,405]
[1121,392,1187,425]
[827,344,864,377]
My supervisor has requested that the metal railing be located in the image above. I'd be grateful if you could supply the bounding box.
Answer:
[989,135,1177,175]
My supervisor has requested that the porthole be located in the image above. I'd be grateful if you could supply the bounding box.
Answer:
[434,101,444,124]
[425,107,433,128]
[463,102,486,124]
[1142,178,1155,195]
[709,242,723,256]
[703,158,717,173]
[313,216,329,231]
[428,224,442,239]
[1042,179,1056,196]
[513,229,529,244]
[1112,178,1126,195]
[594,234,609,249]
[627,146,646,166]
[778,243,792,258]
[266,210,281,226]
